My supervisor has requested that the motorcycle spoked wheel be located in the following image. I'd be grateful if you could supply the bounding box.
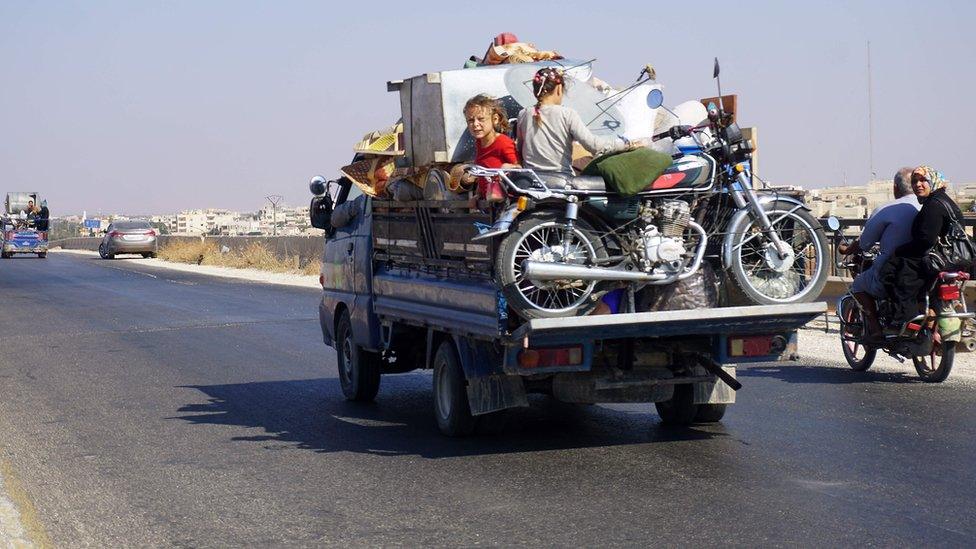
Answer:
[495,212,607,320]
[838,294,877,371]
[913,340,956,383]
[728,200,829,305]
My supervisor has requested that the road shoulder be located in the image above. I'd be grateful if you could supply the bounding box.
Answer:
[50,249,320,289]
[0,457,50,548]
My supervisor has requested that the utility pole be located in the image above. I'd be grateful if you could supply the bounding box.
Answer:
[867,41,875,182]
[265,195,282,236]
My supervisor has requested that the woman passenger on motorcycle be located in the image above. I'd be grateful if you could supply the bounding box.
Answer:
[883,166,964,326]
[516,67,632,185]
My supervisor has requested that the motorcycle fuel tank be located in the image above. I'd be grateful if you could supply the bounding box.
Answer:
[641,155,715,195]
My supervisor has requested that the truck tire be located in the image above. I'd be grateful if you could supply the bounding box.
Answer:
[335,313,381,401]
[432,340,477,437]
[694,404,727,423]
[37,252,47,258]
[655,384,699,426]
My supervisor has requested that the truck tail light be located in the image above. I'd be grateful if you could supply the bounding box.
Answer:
[938,284,961,301]
[518,345,583,368]
[728,335,785,357]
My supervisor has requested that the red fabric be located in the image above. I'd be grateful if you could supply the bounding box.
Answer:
[475,134,518,199]
[475,134,518,168]
[493,32,519,46]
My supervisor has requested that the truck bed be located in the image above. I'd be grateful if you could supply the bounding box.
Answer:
[512,303,827,341]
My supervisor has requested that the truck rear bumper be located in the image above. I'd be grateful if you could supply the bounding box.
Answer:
[466,366,735,415]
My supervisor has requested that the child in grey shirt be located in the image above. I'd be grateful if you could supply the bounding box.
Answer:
[517,67,629,176]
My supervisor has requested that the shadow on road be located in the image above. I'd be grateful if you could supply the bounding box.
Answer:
[171,375,728,458]
[739,364,921,384]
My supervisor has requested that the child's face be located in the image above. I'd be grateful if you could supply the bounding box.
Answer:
[465,106,496,140]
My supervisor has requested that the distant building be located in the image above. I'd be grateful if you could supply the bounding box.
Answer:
[175,209,235,235]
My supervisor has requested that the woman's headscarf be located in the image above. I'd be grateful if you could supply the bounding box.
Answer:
[912,165,948,191]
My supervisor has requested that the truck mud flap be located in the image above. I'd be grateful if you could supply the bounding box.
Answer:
[466,374,529,416]
[511,303,826,343]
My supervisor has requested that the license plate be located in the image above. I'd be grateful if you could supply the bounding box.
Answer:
[122,235,143,241]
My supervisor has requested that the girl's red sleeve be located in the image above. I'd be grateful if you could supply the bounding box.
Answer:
[500,135,519,164]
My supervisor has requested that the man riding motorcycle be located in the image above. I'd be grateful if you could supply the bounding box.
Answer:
[838,167,919,341]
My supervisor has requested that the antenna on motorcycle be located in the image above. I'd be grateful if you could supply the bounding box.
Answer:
[712,57,725,118]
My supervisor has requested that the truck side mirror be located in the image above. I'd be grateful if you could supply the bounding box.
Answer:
[309,176,335,235]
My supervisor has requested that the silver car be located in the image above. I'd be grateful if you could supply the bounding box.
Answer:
[98,220,158,259]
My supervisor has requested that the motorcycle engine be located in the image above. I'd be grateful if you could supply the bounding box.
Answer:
[657,199,691,237]
[637,200,691,273]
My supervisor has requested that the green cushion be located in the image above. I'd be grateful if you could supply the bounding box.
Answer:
[582,148,673,196]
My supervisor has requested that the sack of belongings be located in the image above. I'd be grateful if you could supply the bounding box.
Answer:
[637,262,720,311]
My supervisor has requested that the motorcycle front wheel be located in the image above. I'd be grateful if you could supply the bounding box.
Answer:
[913,341,955,383]
[728,200,829,305]
[495,212,606,320]
[838,294,876,371]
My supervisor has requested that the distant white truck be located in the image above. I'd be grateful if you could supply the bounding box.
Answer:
[2,192,48,258]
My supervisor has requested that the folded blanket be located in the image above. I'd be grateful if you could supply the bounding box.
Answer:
[582,148,673,196]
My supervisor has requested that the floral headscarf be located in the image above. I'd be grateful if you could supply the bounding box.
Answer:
[912,165,948,192]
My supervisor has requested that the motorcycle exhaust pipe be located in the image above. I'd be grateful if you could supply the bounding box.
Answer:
[522,261,669,282]
[524,221,708,283]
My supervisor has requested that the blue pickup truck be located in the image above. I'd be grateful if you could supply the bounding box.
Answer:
[2,192,48,259]
[310,178,825,436]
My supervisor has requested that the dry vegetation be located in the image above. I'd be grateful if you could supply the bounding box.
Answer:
[158,239,321,276]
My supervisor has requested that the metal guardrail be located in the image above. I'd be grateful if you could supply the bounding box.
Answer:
[819,217,976,278]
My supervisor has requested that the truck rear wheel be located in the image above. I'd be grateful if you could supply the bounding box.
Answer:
[335,313,381,401]
[432,340,477,437]
[694,404,727,423]
[655,384,699,426]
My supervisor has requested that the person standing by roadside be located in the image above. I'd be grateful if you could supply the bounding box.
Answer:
[35,200,50,231]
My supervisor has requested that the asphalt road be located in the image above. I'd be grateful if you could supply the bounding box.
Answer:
[1,253,975,547]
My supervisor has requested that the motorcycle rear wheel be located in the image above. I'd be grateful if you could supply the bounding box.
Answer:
[728,200,829,305]
[838,294,876,371]
[913,341,955,383]
[495,212,606,320]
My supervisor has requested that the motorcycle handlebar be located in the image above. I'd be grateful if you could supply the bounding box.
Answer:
[652,125,692,141]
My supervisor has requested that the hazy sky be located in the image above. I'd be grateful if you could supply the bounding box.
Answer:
[2,0,974,215]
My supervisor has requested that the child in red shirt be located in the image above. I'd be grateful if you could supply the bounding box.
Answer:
[462,94,519,202]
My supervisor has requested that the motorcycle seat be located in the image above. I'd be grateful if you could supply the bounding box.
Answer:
[536,173,607,192]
